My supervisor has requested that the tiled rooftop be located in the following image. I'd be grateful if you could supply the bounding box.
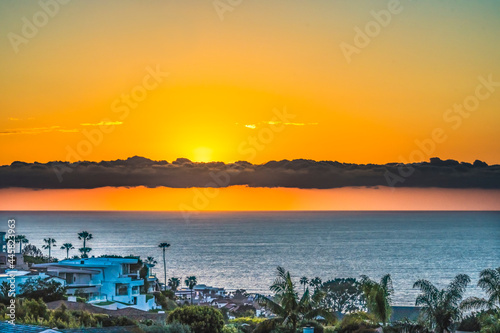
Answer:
[0,322,142,333]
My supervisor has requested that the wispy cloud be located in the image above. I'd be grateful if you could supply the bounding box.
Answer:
[0,126,79,136]
[0,126,60,135]
[264,121,318,126]
[58,129,79,133]
[0,119,122,136]
[7,117,35,121]
[80,121,123,126]
[241,121,318,129]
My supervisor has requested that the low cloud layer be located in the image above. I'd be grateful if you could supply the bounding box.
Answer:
[1,156,499,190]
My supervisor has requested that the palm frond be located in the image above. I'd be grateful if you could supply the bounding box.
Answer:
[460,296,491,311]
[256,294,286,317]
[478,267,500,304]
[413,279,439,296]
[381,274,394,297]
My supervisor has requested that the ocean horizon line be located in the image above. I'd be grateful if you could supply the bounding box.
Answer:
[3,209,500,213]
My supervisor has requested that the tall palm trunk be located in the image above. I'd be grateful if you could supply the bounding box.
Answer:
[163,247,166,290]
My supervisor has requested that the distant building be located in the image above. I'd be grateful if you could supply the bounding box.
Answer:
[175,284,226,304]
[0,231,28,272]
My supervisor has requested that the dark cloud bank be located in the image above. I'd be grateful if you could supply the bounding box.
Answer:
[1,156,499,190]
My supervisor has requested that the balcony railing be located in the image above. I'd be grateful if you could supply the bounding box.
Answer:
[88,295,107,303]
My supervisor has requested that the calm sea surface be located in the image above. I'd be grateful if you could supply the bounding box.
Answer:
[0,211,498,305]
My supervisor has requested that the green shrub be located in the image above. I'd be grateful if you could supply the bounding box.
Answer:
[24,298,48,320]
[323,326,337,333]
[0,298,138,329]
[164,322,193,333]
[167,306,224,333]
[222,324,242,333]
[384,319,430,333]
[112,315,137,327]
[252,318,281,333]
[459,314,481,332]
[141,322,192,333]
[230,317,265,325]
[229,316,265,333]
[19,278,66,302]
[163,289,176,299]
[155,291,168,309]
[479,311,500,333]
[338,311,378,333]
[53,304,71,323]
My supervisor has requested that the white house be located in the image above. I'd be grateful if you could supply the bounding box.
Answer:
[33,257,158,311]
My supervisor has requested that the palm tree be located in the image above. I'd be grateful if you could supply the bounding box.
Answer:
[158,242,171,289]
[168,277,181,291]
[42,238,56,260]
[60,243,74,259]
[413,274,470,333]
[360,274,394,325]
[310,277,323,291]
[300,276,309,294]
[78,231,93,248]
[0,281,10,299]
[14,235,29,253]
[256,267,334,331]
[79,247,92,258]
[184,276,197,304]
[20,237,29,253]
[145,256,157,275]
[461,267,500,311]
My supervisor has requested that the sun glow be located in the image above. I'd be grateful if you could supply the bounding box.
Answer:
[193,147,213,162]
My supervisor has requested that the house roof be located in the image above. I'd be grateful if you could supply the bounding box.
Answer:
[0,270,31,277]
[0,322,142,332]
[46,300,166,321]
[34,258,138,269]
[46,267,101,274]
[0,321,59,332]
[60,326,143,332]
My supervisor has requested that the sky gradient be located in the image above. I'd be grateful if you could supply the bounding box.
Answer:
[1,1,499,210]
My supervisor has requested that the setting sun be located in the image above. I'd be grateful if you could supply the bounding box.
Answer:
[193,147,213,163]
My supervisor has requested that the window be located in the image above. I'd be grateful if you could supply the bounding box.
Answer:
[116,283,128,296]
[121,264,130,275]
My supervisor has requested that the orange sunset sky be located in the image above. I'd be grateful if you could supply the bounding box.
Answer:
[1,1,499,210]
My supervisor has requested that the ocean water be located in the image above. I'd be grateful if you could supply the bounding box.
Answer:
[0,211,498,305]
